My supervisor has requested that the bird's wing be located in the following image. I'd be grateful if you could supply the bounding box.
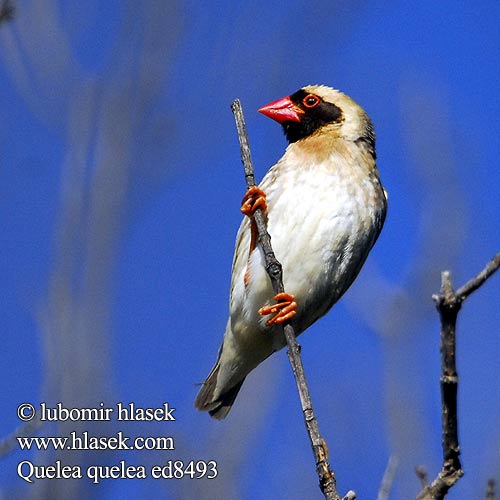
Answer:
[229,215,251,310]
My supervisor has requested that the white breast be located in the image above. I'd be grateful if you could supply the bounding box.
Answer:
[229,144,385,347]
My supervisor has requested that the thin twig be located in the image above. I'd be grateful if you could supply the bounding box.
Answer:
[416,255,500,500]
[455,254,500,301]
[231,99,346,500]
[415,466,429,489]
[378,455,399,500]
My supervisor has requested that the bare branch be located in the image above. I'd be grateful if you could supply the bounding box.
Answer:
[455,254,500,301]
[378,455,399,500]
[417,255,500,500]
[231,98,348,500]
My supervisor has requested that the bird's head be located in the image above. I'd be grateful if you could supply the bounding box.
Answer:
[258,85,374,153]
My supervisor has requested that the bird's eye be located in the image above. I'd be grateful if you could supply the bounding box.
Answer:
[303,94,320,108]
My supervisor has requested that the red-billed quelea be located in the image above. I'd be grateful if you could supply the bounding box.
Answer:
[195,85,387,419]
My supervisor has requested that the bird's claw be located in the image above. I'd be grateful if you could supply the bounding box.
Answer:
[241,186,267,217]
[258,292,297,326]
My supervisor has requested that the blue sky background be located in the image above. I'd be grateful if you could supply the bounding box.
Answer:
[1,1,499,499]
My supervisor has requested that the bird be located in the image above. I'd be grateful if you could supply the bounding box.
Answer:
[195,85,387,419]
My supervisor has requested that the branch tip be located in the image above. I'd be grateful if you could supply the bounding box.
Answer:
[415,465,429,487]
[343,491,357,500]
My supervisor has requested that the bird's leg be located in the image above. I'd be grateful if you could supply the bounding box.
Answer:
[241,189,298,324]
[241,185,267,218]
[258,292,297,326]
[242,186,268,288]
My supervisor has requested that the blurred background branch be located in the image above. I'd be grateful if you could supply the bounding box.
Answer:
[377,455,399,500]
[486,479,495,500]
[0,0,14,24]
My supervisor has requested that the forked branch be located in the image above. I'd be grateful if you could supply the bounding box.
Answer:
[417,254,500,500]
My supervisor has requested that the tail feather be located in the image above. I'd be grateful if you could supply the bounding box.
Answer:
[194,358,245,420]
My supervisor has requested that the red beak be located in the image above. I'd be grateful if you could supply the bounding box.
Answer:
[258,96,302,124]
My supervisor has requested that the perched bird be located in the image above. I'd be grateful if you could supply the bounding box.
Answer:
[195,85,387,419]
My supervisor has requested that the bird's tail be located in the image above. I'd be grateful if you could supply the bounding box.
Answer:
[194,353,245,420]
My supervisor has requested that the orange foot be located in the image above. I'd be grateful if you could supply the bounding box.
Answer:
[241,186,267,217]
[258,292,297,326]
